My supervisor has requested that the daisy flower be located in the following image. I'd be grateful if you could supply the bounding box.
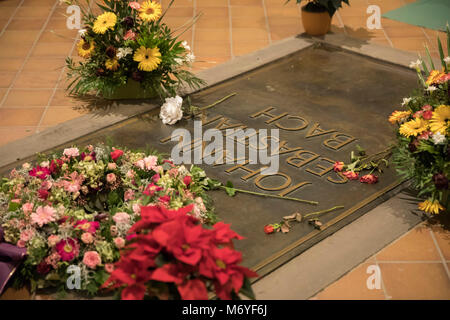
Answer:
[139,1,162,22]
[93,12,117,34]
[133,46,162,72]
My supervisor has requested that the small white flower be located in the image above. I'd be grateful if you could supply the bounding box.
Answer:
[116,47,133,60]
[431,132,447,145]
[426,85,437,93]
[40,161,50,168]
[174,57,184,65]
[409,59,421,69]
[159,96,183,125]
[401,97,412,106]
[444,56,450,64]
[78,29,87,37]
[185,53,195,64]
[181,41,191,51]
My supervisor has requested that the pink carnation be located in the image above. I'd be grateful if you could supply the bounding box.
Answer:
[17,240,26,248]
[123,29,136,41]
[20,229,34,242]
[48,235,60,247]
[107,163,117,170]
[113,212,130,225]
[81,232,94,244]
[31,206,56,227]
[45,252,61,268]
[129,1,140,9]
[105,263,115,273]
[135,155,158,171]
[83,251,101,269]
[63,147,79,158]
[124,189,135,201]
[62,171,84,193]
[132,204,141,215]
[114,237,125,249]
[106,173,116,184]
[22,202,34,215]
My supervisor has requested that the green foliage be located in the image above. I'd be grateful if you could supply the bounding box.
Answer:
[286,0,350,16]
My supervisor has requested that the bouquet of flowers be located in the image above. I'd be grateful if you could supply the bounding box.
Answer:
[102,204,258,300]
[65,0,203,98]
[389,27,450,215]
[0,143,219,296]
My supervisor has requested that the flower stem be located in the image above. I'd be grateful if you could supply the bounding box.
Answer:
[221,186,318,205]
[303,205,345,218]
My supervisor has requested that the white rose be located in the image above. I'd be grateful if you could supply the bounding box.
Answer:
[185,53,195,64]
[159,96,183,125]
[117,47,133,60]
[431,132,447,145]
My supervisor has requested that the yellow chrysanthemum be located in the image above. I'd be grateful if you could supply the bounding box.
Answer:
[133,46,161,72]
[139,1,162,22]
[93,12,117,34]
[389,110,411,124]
[418,199,445,215]
[105,58,119,71]
[399,118,428,137]
[77,39,95,58]
[429,104,450,134]
[426,70,445,86]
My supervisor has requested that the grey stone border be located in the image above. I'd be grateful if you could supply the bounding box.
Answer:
[0,33,428,299]
[0,32,424,169]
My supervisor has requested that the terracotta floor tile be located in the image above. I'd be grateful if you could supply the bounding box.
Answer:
[384,26,427,38]
[197,7,229,17]
[49,89,80,107]
[39,107,86,127]
[233,27,269,41]
[3,89,53,107]
[195,28,229,42]
[431,226,450,260]
[380,263,450,299]
[194,40,231,58]
[230,0,262,6]
[314,263,385,300]
[13,72,60,89]
[22,0,57,6]
[231,6,264,18]
[0,88,6,102]
[0,58,24,72]
[0,30,40,43]
[164,16,195,29]
[367,0,405,12]
[266,6,301,18]
[193,14,228,28]
[0,108,44,126]
[390,37,434,52]
[232,17,267,29]
[268,16,302,29]
[0,6,16,19]
[6,18,45,31]
[0,0,21,7]
[196,0,227,8]
[192,56,231,71]
[233,40,269,56]
[45,18,70,30]
[165,6,194,17]
[270,25,303,41]
[0,44,34,58]
[15,6,52,18]
[340,15,368,29]
[376,228,441,261]
[0,72,16,88]
[31,41,74,58]
[38,29,77,42]
[22,57,65,72]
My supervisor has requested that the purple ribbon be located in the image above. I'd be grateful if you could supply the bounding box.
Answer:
[0,226,27,295]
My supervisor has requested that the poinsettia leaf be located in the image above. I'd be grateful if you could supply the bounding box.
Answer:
[239,277,256,300]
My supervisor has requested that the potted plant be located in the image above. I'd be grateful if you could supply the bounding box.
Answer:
[286,0,350,36]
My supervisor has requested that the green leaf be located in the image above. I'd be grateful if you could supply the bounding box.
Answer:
[8,201,20,212]
[239,277,256,300]
[224,181,236,197]
[437,36,447,72]
[425,45,435,70]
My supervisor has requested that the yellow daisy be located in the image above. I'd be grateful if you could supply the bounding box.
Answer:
[77,39,95,58]
[105,58,119,71]
[388,110,411,124]
[418,199,445,215]
[139,1,162,22]
[399,118,428,137]
[93,12,117,34]
[133,46,161,72]
[429,104,450,134]
[426,70,445,86]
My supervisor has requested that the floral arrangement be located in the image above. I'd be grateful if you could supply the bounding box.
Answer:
[389,28,450,215]
[102,205,258,300]
[0,143,219,296]
[287,0,350,17]
[65,0,203,98]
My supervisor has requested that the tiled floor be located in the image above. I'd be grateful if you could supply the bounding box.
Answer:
[313,223,450,299]
[0,0,449,300]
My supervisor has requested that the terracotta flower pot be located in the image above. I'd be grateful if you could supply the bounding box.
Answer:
[301,5,331,36]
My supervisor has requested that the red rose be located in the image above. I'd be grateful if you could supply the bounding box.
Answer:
[36,261,51,275]
[110,149,124,161]
[333,161,344,172]
[38,188,49,200]
[360,174,378,184]
[183,176,192,186]
[422,110,433,120]
[342,171,359,180]
[264,225,274,234]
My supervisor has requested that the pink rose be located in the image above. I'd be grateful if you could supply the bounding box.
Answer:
[81,232,94,244]
[129,1,140,10]
[20,229,34,242]
[124,189,135,201]
[17,240,26,248]
[114,237,125,249]
[22,203,34,214]
[113,212,130,225]
[126,170,135,178]
[132,204,141,215]
[105,263,115,273]
[83,251,101,269]
[106,173,116,184]
[107,163,117,170]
